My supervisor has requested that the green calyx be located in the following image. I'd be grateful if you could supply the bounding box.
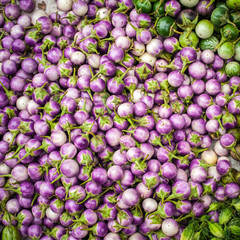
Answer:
[58,38,69,50]
[37,53,50,69]
[24,84,35,96]
[60,121,76,141]
[147,213,163,225]
[60,212,73,223]
[0,114,4,125]
[189,185,200,200]
[161,132,173,146]
[91,134,105,148]
[175,154,189,166]
[50,83,64,96]
[98,115,112,129]
[117,210,128,224]
[192,147,209,157]
[133,156,148,172]
[170,100,183,114]
[18,121,32,134]
[144,176,159,189]
[59,66,72,78]
[28,30,42,41]
[0,82,16,101]
[4,107,16,118]
[165,4,177,17]
[189,133,201,145]
[39,203,48,219]
[156,189,170,203]
[177,13,198,33]
[33,85,49,102]
[41,39,55,52]
[68,73,78,87]
[96,204,113,220]
[53,198,64,210]
[167,186,185,200]
[111,220,125,232]
[72,222,86,232]
[100,148,113,162]
[150,204,167,219]
[203,183,213,195]
[135,63,153,81]
[66,12,79,24]
[106,195,117,204]
[39,104,54,119]
[150,135,162,147]
[69,76,78,86]
[113,109,128,125]
[146,79,160,93]
[81,154,94,166]
[180,56,192,74]
[110,96,122,108]
[68,190,84,202]
[114,2,129,14]
[87,42,99,54]
[50,226,64,239]
[79,121,94,133]
[159,80,170,94]
[45,118,59,131]
[222,111,236,125]
[122,53,134,65]
[16,212,25,225]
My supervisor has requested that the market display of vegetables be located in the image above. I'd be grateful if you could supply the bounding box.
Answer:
[0,0,240,239]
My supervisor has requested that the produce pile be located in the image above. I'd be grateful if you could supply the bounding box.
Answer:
[1,0,240,239]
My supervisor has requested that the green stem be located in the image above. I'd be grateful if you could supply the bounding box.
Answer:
[84,89,93,101]
[174,29,183,35]
[31,193,39,206]
[0,30,5,40]
[228,171,237,183]
[185,28,191,39]
[50,174,62,184]
[114,5,129,13]
[117,180,124,191]
[134,161,145,173]
[127,118,136,127]
[216,117,224,130]
[80,178,92,186]
[89,66,94,78]
[0,81,9,94]
[177,213,192,222]
[214,37,226,50]
[9,131,19,146]
[180,61,189,74]
[206,0,215,9]
[5,146,21,159]
[0,174,12,178]
[231,148,240,161]
[79,195,91,204]
[2,10,10,23]
[91,69,103,80]
[128,21,138,31]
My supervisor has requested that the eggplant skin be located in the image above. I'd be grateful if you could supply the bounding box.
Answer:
[176,9,198,27]
[1,226,21,240]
